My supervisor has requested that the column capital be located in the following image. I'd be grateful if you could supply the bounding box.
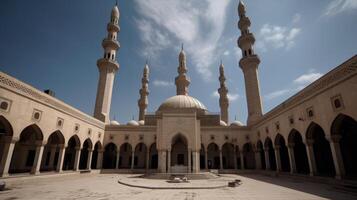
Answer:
[75,147,81,151]
[326,134,341,143]
[58,144,66,148]
[306,139,314,146]
[274,145,280,150]
[288,142,295,148]
[2,136,19,143]
[35,140,47,146]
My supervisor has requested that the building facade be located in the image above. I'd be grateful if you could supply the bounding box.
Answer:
[1,2,357,180]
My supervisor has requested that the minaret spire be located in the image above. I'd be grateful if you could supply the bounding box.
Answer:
[175,45,190,95]
[94,4,120,123]
[218,61,229,123]
[138,62,149,121]
[237,1,263,125]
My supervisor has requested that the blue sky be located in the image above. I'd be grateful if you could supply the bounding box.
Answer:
[1,0,356,124]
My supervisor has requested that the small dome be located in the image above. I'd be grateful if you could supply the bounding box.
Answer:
[138,120,145,125]
[127,120,139,126]
[158,95,207,112]
[111,5,120,18]
[230,121,244,126]
[220,120,227,126]
[110,120,120,125]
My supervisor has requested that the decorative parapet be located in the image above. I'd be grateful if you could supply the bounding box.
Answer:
[0,71,105,129]
[254,55,357,127]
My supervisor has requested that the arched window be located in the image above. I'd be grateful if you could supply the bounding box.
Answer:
[248,49,252,55]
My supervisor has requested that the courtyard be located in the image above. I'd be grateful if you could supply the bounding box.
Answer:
[0,173,356,200]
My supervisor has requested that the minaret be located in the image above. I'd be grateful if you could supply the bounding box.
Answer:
[237,1,263,125]
[218,61,229,124]
[175,45,190,95]
[94,4,120,123]
[138,62,149,121]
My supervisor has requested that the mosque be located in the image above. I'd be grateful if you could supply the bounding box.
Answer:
[0,1,357,181]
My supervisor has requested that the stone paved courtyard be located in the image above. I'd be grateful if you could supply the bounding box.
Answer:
[0,173,356,200]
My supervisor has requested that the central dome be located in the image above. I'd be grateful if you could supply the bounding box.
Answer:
[158,95,207,112]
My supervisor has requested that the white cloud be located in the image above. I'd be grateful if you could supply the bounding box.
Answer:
[259,24,301,50]
[223,50,230,56]
[134,0,231,80]
[324,0,357,16]
[211,91,220,98]
[293,72,323,85]
[153,80,174,87]
[265,89,291,100]
[292,13,301,24]
[264,70,323,100]
[228,93,240,101]
[211,91,240,101]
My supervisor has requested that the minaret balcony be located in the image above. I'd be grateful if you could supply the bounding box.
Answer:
[237,33,255,48]
[102,38,120,50]
[107,22,120,32]
[239,55,261,70]
[238,17,251,29]
[97,58,119,72]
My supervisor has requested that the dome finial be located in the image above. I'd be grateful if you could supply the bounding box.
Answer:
[181,43,184,51]
[115,0,118,6]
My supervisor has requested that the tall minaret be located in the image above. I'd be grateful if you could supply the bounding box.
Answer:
[218,61,229,124]
[94,4,120,123]
[175,45,190,95]
[138,62,149,121]
[237,1,263,125]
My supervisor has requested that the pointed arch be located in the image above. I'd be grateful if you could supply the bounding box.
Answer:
[306,122,335,177]
[91,141,103,169]
[171,134,188,167]
[222,143,235,169]
[0,116,13,136]
[256,140,266,169]
[119,143,132,168]
[103,142,117,169]
[9,124,44,174]
[40,130,65,172]
[288,129,309,174]
[79,138,93,170]
[243,142,255,169]
[134,143,147,169]
[274,133,290,172]
[149,143,158,169]
[207,143,220,169]
[264,137,276,170]
[331,114,357,178]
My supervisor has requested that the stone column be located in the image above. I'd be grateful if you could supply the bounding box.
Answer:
[240,152,245,170]
[30,141,45,175]
[264,148,270,170]
[188,149,192,173]
[86,149,93,170]
[233,148,238,170]
[328,135,345,179]
[158,150,166,173]
[146,149,150,171]
[56,145,66,172]
[115,150,120,169]
[167,149,171,173]
[255,149,262,170]
[205,149,208,170]
[287,143,297,174]
[274,146,281,173]
[305,140,317,176]
[192,150,200,173]
[219,149,223,170]
[48,145,57,170]
[0,136,18,177]
[96,150,104,169]
[73,147,81,171]
[131,150,135,170]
